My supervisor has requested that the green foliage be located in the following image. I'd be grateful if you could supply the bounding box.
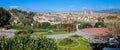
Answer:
[59,38,74,46]
[9,25,33,30]
[0,35,58,50]
[9,25,24,29]
[58,38,79,48]
[70,34,82,38]
[32,22,40,28]
[27,28,34,34]
[61,23,76,29]
[47,30,53,34]
[48,25,57,29]
[0,7,11,27]
[9,9,35,26]
[40,22,51,29]
[94,22,106,28]
[57,38,90,50]
[15,31,21,35]
[82,23,92,28]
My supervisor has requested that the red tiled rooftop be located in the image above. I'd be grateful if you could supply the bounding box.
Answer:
[81,28,109,36]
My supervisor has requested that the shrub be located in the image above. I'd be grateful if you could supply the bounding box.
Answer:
[14,31,21,35]
[47,30,53,34]
[70,34,82,38]
[4,25,9,30]
[82,23,92,28]
[39,29,49,32]
[94,22,106,28]
[21,30,27,35]
[66,26,71,32]
[27,28,34,34]
[40,22,51,29]
[59,38,74,46]
[0,35,58,50]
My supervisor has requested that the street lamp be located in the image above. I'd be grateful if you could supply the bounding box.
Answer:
[76,24,81,32]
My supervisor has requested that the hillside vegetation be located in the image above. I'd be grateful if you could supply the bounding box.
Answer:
[8,9,35,26]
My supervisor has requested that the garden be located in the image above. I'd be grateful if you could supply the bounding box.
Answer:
[56,38,90,50]
[0,35,58,50]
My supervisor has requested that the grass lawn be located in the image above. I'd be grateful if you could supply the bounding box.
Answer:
[56,38,90,50]
[32,31,75,36]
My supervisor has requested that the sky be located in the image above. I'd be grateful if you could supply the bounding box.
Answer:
[0,0,120,12]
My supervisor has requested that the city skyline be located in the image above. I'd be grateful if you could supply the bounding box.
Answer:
[0,0,120,12]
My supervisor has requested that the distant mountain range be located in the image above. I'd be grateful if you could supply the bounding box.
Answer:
[59,9,120,14]
[95,9,120,14]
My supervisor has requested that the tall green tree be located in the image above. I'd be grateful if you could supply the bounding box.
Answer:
[82,23,92,28]
[40,22,51,29]
[0,7,11,27]
[94,22,106,28]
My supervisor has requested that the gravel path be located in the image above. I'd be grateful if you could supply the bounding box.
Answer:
[45,33,76,39]
[45,30,90,39]
[45,30,106,43]
[45,30,91,39]
[0,29,16,38]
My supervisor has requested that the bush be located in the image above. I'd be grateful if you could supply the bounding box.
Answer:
[47,30,53,34]
[21,30,27,35]
[40,29,49,32]
[4,25,9,30]
[94,22,106,28]
[15,31,21,35]
[59,38,74,46]
[27,28,34,34]
[66,26,71,32]
[40,22,51,29]
[0,35,58,50]
[70,34,82,38]
[82,23,92,28]
[52,29,66,32]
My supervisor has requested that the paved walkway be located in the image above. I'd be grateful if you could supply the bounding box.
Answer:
[44,33,76,39]
[45,30,92,39]
[0,29,16,38]
[45,30,106,43]
[44,30,90,39]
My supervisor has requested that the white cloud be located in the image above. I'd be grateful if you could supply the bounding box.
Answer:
[81,7,87,10]
[9,6,19,9]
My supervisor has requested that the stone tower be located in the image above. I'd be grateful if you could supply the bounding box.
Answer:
[83,10,87,17]
[90,9,93,16]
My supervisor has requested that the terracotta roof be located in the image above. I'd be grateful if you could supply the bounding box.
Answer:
[81,28,109,36]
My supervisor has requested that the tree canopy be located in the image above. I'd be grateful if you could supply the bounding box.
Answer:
[40,22,51,29]
[94,22,106,28]
[82,23,92,28]
[0,7,11,27]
